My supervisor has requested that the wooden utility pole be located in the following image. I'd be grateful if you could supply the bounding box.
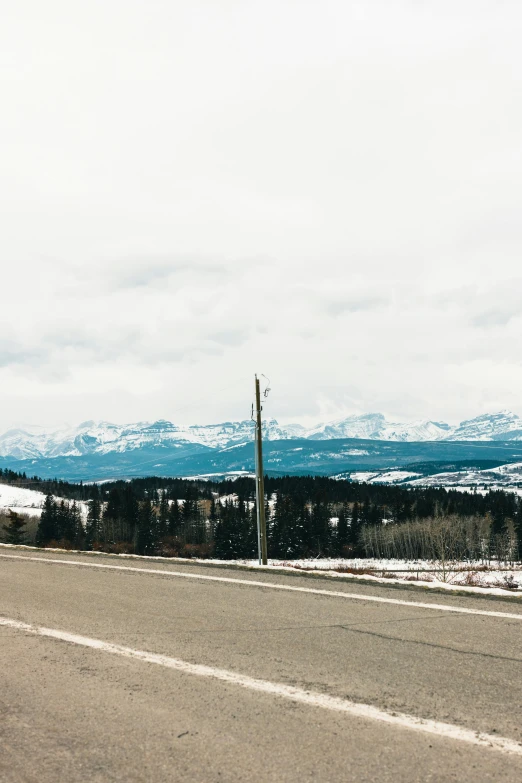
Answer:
[255,374,268,565]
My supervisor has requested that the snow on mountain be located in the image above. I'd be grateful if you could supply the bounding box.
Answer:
[305,413,389,440]
[0,426,57,460]
[379,420,453,442]
[0,418,291,459]
[1,411,521,461]
[305,413,452,442]
[0,422,124,460]
[446,410,522,441]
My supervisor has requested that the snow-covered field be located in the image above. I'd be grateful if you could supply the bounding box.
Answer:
[339,461,522,492]
[348,471,422,484]
[0,484,47,517]
[0,483,88,519]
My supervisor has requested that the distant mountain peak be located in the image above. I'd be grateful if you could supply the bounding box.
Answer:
[1,410,522,460]
[447,410,522,441]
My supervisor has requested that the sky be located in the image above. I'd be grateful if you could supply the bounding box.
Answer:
[1,0,522,432]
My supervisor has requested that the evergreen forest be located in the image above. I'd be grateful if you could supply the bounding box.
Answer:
[1,467,522,562]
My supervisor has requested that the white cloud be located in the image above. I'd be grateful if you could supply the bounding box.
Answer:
[1,1,522,430]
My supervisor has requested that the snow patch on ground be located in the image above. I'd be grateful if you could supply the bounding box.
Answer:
[349,472,379,482]
[0,484,46,511]
[0,483,89,519]
[369,471,422,483]
[346,471,422,484]
[206,557,522,595]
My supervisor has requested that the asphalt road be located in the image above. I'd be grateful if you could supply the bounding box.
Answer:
[2,548,522,782]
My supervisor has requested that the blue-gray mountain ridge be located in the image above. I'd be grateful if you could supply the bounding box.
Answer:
[1,411,521,460]
[1,411,522,482]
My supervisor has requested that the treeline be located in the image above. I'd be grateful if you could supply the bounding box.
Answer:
[0,468,93,502]
[0,468,214,503]
[27,479,522,562]
[29,487,357,559]
[3,467,520,524]
[28,485,212,556]
[360,514,521,564]
[226,475,522,524]
[3,468,522,561]
[35,496,85,548]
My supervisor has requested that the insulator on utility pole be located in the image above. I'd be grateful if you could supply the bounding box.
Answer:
[254,374,268,565]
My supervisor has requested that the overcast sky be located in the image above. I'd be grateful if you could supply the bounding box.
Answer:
[1,1,522,431]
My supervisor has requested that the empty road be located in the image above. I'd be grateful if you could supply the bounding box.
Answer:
[1,547,522,782]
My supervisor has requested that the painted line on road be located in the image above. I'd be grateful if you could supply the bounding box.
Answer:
[2,553,522,621]
[1,615,521,756]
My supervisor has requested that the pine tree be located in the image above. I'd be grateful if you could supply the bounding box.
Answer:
[214,499,251,558]
[237,498,255,556]
[182,488,198,525]
[168,500,182,536]
[349,501,362,555]
[58,500,77,543]
[69,501,84,548]
[310,501,332,556]
[361,497,372,526]
[2,510,27,545]
[246,502,259,558]
[336,503,350,556]
[271,494,306,559]
[208,497,219,541]
[105,488,121,523]
[514,499,522,562]
[158,491,169,541]
[85,497,102,549]
[181,486,203,544]
[36,494,58,546]
[122,484,139,543]
[136,497,158,555]
[191,500,207,545]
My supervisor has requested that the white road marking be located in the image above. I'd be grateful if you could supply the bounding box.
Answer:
[1,615,521,756]
[2,552,522,621]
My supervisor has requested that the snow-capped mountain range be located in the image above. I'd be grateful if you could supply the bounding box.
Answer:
[1,410,522,461]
